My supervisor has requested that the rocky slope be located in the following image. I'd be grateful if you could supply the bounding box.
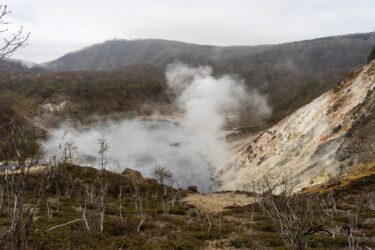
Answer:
[214,58,375,193]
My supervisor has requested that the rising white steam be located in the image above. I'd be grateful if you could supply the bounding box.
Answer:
[43,63,271,191]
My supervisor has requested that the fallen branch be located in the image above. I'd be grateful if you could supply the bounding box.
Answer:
[46,218,82,232]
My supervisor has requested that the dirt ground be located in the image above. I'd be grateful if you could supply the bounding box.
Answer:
[182,192,256,213]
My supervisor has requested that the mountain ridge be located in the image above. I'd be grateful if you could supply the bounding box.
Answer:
[37,32,375,126]
[42,32,375,72]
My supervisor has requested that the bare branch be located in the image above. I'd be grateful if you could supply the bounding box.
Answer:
[46,218,83,232]
[0,5,29,59]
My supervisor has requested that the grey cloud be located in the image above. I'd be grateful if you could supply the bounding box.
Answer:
[5,0,375,62]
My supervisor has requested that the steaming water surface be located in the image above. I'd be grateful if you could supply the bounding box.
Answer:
[44,63,271,192]
[44,119,215,191]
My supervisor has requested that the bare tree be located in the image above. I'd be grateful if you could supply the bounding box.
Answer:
[131,178,146,233]
[191,208,212,238]
[97,177,107,233]
[260,192,334,250]
[258,178,331,250]
[3,115,40,249]
[112,162,125,223]
[152,166,173,188]
[0,6,31,244]
[0,4,29,59]
[98,138,109,171]
[62,141,78,165]
[82,185,91,231]
[320,192,339,238]
[340,195,372,250]
[320,177,341,239]
[96,138,109,232]
[151,166,179,215]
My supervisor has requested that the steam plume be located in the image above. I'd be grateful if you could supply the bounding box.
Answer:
[43,63,271,191]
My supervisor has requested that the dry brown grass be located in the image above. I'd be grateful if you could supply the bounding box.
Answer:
[182,192,255,213]
[301,161,375,194]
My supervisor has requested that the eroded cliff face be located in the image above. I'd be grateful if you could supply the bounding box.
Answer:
[214,60,375,193]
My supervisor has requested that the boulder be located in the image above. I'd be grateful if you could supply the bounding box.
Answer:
[187,185,199,193]
[121,168,143,180]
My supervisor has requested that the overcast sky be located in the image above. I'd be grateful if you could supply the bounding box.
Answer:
[6,0,375,63]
